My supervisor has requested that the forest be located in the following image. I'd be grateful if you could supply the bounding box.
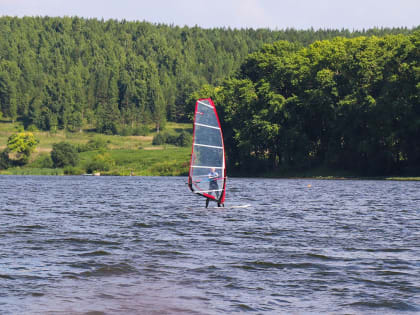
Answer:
[197,33,420,176]
[0,16,419,176]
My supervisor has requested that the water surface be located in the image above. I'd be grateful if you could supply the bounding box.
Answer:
[0,176,419,314]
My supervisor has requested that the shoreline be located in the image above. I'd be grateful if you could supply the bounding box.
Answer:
[1,171,419,181]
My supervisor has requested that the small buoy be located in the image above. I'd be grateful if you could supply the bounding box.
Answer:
[307,184,312,188]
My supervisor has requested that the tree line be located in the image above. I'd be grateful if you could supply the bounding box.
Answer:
[194,32,420,176]
[0,16,417,135]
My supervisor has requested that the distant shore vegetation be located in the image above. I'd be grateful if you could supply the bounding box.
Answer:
[195,33,420,177]
[0,122,191,176]
[0,16,419,177]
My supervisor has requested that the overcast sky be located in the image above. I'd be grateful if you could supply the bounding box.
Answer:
[0,0,419,30]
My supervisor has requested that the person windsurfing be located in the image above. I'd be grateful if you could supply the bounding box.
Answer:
[206,167,221,208]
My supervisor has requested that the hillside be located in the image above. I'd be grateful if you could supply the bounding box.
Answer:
[1,17,419,177]
[0,16,417,135]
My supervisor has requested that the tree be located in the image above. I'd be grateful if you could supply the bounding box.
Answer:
[5,132,38,165]
[95,102,120,134]
[147,61,166,132]
[50,142,79,167]
[216,33,420,175]
[0,15,417,152]
[0,72,17,122]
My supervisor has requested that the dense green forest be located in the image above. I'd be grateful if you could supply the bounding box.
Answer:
[0,16,417,134]
[0,16,419,176]
[196,32,420,176]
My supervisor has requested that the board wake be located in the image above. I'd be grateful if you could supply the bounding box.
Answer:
[226,204,251,208]
[187,203,251,210]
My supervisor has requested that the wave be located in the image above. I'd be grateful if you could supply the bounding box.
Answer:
[16,224,46,230]
[306,253,344,261]
[78,250,112,257]
[47,238,121,246]
[231,260,332,271]
[79,263,137,277]
[346,300,419,312]
[132,222,153,228]
[149,249,188,257]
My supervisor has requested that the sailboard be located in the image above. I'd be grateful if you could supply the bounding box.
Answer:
[188,98,226,205]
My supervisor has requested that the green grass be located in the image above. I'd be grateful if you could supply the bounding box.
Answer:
[384,177,420,181]
[77,147,190,176]
[0,120,192,176]
[0,167,64,175]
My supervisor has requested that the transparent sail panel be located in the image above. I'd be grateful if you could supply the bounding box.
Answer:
[192,145,223,169]
[195,100,219,128]
[194,124,223,148]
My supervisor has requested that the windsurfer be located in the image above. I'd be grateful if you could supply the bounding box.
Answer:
[206,167,220,208]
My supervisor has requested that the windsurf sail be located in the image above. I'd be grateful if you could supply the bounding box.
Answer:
[188,98,226,204]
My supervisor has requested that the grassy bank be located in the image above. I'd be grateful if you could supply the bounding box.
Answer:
[1,120,419,180]
[0,120,191,176]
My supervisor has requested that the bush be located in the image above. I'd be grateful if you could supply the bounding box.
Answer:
[175,131,192,147]
[119,127,132,136]
[0,150,10,170]
[85,152,115,173]
[118,125,149,136]
[51,142,79,168]
[132,125,149,136]
[77,138,108,152]
[152,132,168,145]
[26,124,39,132]
[152,131,192,147]
[31,154,53,168]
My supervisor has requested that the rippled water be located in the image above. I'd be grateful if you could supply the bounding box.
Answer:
[0,175,419,314]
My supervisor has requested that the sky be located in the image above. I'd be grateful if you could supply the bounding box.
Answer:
[0,0,419,30]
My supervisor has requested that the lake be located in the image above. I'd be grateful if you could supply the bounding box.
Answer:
[0,176,419,314]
